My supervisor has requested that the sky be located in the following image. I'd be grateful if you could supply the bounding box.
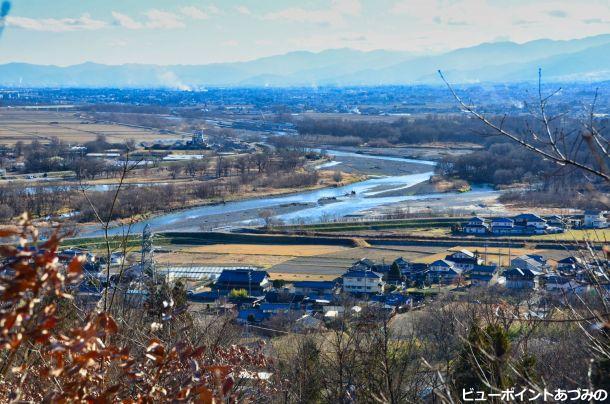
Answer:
[0,0,609,66]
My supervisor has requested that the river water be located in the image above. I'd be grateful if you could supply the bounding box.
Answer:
[81,150,494,237]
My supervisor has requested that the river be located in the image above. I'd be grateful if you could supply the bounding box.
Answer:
[81,150,496,237]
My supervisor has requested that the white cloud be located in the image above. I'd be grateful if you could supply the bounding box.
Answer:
[113,9,184,30]
[111,12,143,29]
[234,6,252,15]
[222,39,239,47]
[387,0,610,48]
[7,13,106,32]
[144,9,184,29]
[264,0,362,26]
[180,6,209,20]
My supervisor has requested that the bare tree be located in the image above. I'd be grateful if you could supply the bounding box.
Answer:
[439,69,610,182]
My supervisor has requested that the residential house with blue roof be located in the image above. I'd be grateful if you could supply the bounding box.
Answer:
[445,249,482,271]
[212,268,270,295]
[428,260,463,283]
[463,217,490,234]
[491,217,515,234]
[469,264,499,286]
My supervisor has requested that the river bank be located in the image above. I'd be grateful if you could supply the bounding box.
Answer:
[78,149,501,237]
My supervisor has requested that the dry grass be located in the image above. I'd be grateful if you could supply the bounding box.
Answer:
[185,244,349,257]
[529,228,610,242]
[0,110,179,145]
[155,251,291,268]
[267,272,339,282]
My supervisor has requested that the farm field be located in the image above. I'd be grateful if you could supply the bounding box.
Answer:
[0,109,180,145]
[185,243,350,257]
[62,232,581,282]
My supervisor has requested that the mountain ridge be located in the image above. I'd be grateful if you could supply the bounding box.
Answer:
[2,34,610,88]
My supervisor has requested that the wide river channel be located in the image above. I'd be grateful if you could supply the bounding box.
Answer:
[82,150,496,237]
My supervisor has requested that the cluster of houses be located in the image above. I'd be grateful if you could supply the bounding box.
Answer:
[186,247,608,325]
[461,211,608,236]
[59,243,608,327]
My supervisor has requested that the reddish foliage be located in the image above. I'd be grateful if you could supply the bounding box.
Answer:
[0,215,276,402]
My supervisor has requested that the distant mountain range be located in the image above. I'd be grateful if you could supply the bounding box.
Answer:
[2,34,610,88]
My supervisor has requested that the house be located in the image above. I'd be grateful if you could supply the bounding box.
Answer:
[491,218,515,234]
[59,248,96,264]
[393,257,410,270]
[428,260,463,283]
[511,254,548,273]
[504,267,541,290]
[349,258,376,272]
[557,256,585,273]
[584,210,608,228]
[469,264,499,286]
[544,215,566,228]
[445,249,483,271]
[514,213,548,229]
[293,281,337,297]
[292,314,325,333]
[463,217,490,234]
[342,270,385,295]
[213,269,270,295]
[402,263,429,284]
[541,274,576,293]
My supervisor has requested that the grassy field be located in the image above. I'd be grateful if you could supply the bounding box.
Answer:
[528,229,610,242]
[0,109,179,145]
[284,218,462,233]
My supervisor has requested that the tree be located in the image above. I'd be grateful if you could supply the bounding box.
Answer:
[229,288,248,298]
[440,70,610,182]
[451,321,537,401]
[0,217,278,402]
[168,163,182,179]
[388,262,402,284]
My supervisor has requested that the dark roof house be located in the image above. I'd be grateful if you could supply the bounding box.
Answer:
[213,269,270,295]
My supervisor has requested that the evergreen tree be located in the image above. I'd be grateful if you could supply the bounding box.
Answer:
[451,322,512,398]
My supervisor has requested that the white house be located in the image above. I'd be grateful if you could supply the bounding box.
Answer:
[514,213,548,230]
[445,249,483,271]
[504,267,541,290]
[463,217,489,234]
[428,260,463,283]
[584,210,608,228]
[491,218,515,234]
[342,270,385,294]
[511,254,548,273]
[469,264,499,287]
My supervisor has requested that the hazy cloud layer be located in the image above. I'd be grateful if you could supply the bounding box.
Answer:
[7,13,106,32]
[2,0,610,65]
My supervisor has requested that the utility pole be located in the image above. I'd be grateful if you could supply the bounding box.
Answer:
[248,268,252,297]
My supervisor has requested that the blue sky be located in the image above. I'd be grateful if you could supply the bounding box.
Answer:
[1,0,609,65]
